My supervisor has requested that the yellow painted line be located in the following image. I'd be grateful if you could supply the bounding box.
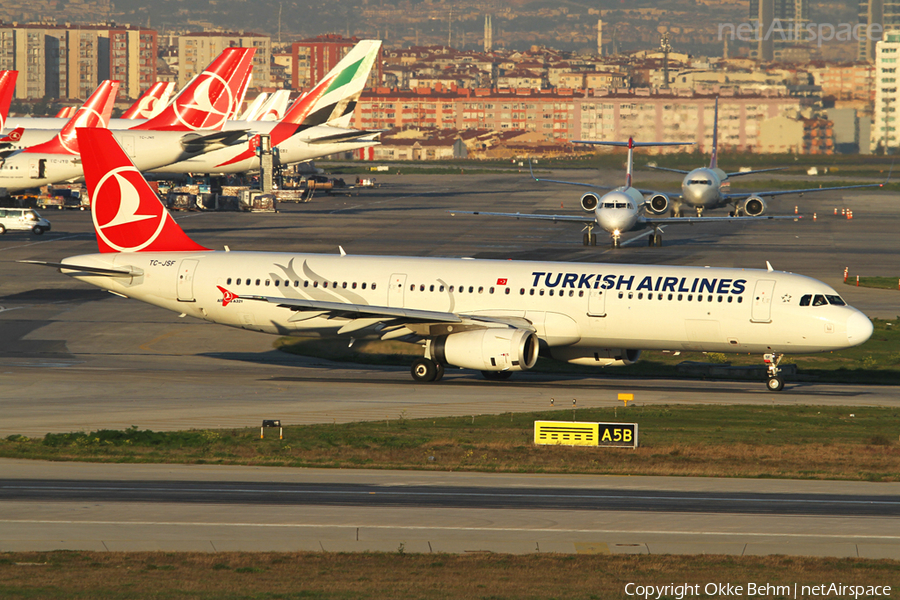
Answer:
[139,329,188,354]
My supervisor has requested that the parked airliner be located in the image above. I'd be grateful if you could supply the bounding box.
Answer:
[24,127,874,392]
[452,138,799,248]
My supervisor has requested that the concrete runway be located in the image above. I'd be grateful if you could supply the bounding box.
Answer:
[2,460,899,558]
[0,171,898,555]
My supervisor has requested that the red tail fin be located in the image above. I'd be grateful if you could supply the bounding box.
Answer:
[121,81,175,120]
[133,47,255,131]
[0,126,23,143]
[0,70,17,132]
[24,80,119,156]
[78,128,209,254]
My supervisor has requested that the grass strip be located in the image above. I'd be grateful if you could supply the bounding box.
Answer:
[1,551,897,600]
[844,277,900,291]
[2,405,898,481]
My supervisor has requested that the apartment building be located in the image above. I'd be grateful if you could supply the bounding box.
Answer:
[873,31,900,151]
[291,34,382,91]
[178,31,270,91]
[353,86,804,153]
[0,22,156,100]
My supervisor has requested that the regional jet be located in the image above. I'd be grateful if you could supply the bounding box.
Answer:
[23,127,874,393]
[451,138,799,248]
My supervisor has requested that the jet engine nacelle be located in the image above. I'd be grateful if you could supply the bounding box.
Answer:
[646,193,670,215]
[548,347,642,367]
[739,195,767,216]
[581,193,600,212]
[432,328,539,372]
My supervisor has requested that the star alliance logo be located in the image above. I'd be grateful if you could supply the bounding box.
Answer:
[782,294,792,303]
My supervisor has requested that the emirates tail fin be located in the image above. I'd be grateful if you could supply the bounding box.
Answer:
[78,127,209,254]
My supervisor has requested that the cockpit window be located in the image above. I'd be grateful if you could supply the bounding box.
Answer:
[689,179,711,185]
[825,295,846,306]
[615,203,628,209]
[799,294,811,306]
[603,203,615,208]
[813,295,828,306]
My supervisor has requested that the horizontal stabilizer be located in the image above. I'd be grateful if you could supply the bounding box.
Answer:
[18,260,141,277]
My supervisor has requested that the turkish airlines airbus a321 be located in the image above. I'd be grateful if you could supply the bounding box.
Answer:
[26,128,874,392]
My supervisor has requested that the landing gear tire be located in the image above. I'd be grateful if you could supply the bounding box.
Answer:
[582,233,589,246]
[648,234,662,247]
[411,358,438,382]
[766,376,784,392]
[611,237,621,249]
[433,362,445,382]
[481,370,512,381]
[32,226,44,235]
[589,233,597,246]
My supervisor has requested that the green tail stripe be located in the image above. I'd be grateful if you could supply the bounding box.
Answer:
[325,57,365,94]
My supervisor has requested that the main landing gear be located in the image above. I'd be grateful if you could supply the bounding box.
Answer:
[763,352,785,392]
[411,357,444,382]
[648,232,663,247]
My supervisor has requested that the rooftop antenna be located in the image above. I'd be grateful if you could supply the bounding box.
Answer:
[660,31,672,89]
[277,3,282,45]
[448,8,452,49]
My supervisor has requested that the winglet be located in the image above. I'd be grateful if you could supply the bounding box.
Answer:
[766,261,774,272]
[78,127,209,253]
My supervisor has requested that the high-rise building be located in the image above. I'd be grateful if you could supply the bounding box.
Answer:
[873,31,900,152]
[178,32,270,91]
[484,15,493,53]
[291,34,382,91]
[0,23,156,100]
[859,0,884,61]
[749,0,809,60]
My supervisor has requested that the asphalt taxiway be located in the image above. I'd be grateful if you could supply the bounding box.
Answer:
[0,170,897,556]
[2,460,899,557]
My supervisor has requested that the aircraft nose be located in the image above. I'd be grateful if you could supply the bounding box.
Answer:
[846,311,873,347]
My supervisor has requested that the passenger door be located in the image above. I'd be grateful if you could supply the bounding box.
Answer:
[388,273,406,307]
[750,279,776,323]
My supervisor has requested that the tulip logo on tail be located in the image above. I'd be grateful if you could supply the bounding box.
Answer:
[92,166,167,252]
[217,286,240,307]
[57,105,110,155]
[173,71,234,131]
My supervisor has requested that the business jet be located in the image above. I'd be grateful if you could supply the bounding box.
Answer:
[0,49,255,192]
[451,138,799,248]
[23,127,874,393]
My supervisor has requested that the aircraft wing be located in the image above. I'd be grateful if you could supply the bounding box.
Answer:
[724,167,787,177]
[646,165,690,174]
[180,129,250,153]
[449,210,593,224]
[722,181,884,200]
[641,215,801,226]
[302,129,382,144]
[239,294,537,334]
[241,294,462,322]
[528,160,613,190]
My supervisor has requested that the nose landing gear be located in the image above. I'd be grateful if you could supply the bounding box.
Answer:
[764,352,785,391]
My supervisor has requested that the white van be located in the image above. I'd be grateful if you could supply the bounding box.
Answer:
[0,208,51,235]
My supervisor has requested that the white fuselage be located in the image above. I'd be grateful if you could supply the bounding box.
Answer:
[593,187,645,236]
[681,167,729,210]
[60,251,872,357]
[0,130,237,192]
[149,125,378,175]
